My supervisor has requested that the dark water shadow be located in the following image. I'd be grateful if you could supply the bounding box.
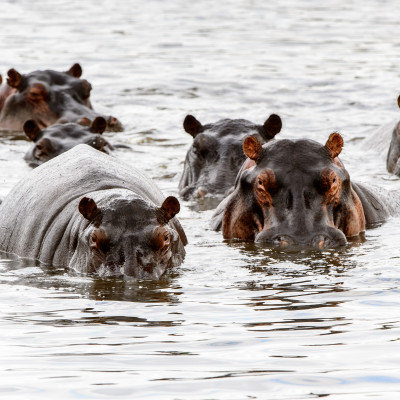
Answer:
[225,235,364,275]
[221,239,366,335]
[0,251,182,304]
[0,130,27,140]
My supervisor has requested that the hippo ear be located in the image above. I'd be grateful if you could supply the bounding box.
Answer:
[397,95,400,109]
[7,68,22,89]
[160,196,180,221]
[0,74,2,85]
[325,132,344,159]
[183,115,202,138]
[91,117,107,134]
[262,114,282,139]
[23,120,42,141]
[79,197,101,221]
[67,63,82,78]
[243,136,263,161]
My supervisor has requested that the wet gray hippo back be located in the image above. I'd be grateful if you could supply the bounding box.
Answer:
[0,145,187,279]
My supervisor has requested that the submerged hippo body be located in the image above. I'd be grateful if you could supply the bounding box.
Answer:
[0,145,187,279]
[179,114,282,201]
[212,133,399,248]
[386,95,400,175]
[23,117,112,166]
[0,64,122,132]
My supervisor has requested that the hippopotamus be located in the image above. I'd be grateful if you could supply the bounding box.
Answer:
[0,63,122,132]
[23,117,112,166]
[386,95,400,175]
[179,113,282,201]
[0,145,187,279]
[211,133,400,248]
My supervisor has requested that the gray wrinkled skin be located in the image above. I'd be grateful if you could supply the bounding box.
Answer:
[386,122,400,175]
[24,122,112,167]
[0,65,123,132]
[179,119,273,200]
[0,145,187,279]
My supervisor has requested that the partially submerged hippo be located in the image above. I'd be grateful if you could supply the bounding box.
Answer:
[386,95,400,175]
[212,133,399,248]
[179,114,282,200]
[0,145,187,279]
[0,63,122,132]
[23,116,112,166]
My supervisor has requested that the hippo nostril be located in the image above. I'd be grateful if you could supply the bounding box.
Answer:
[312,235,328,248]
[195,187,208,198]
[273,235,292,246]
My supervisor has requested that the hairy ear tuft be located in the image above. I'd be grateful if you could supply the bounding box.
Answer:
[325,132,344,159]
[68,63,82,78]
[91,117,107,134]
[160,196,180,221]
[23,120,42,141]
[7,68,22,89]
[79,197,100,221]
[243,136,263,161]
[183,115,202,138]
[263,114,282,139]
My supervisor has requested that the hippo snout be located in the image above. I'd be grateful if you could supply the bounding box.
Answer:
[255,227,347,248]
[195,186,208,198]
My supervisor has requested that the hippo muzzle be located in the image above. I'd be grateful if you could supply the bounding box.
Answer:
[255,226,347,248]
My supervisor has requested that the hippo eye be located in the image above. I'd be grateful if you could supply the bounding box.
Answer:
[89,229,110,253]
[318,168,341,204]
[193,144,205,157]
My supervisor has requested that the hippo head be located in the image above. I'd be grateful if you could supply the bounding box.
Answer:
[23,116,111,166]
[179,114,282,201]
[386,95,400,175]
[75,194,183,279]
[0,64,122,132]
[222,133,366,248]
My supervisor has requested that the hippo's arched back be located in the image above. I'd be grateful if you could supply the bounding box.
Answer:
[0,145,187,279]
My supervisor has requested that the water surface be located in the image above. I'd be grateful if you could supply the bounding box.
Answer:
[1,0,400,399]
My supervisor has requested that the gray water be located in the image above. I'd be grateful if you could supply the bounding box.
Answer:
[1,0,400,399]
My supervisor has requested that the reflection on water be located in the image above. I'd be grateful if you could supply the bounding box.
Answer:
[1,0,400,398]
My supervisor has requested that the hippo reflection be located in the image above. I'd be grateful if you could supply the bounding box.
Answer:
[212,133,399,248]
[179,113,282,201]
[0,63,122,132]
[0,145,187,279]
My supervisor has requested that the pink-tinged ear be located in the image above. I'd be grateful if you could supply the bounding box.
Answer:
[243,136,263,161]
[23,120,42,142]
[91,117,107,134]
[325,132,344,159]
[79,197,100,221]
[7,68,22,89]
[183,115,202,138]
[160,196,180,221]
[263,114,282,139]
[397,95,400,109]
[0,74,2,85]
[67,63,82,78]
